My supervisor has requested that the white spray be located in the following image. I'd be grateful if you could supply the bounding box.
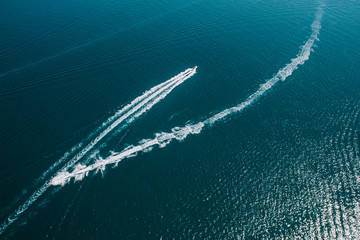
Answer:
[0,67,196,235]
[52,6,324,186]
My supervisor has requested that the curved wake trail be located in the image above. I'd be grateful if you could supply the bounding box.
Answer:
[58,68,195,173]
[37,68,193,184]
[0,68,196,235]
[39,68,195,182]
[52,6,324,187]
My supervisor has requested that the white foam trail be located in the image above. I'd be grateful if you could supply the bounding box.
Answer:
[53,6,323,186]
[37,68,193,182]
[0,68,196,235]
[56,68,195,174]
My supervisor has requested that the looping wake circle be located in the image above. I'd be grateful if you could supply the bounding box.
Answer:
[51,6,324,187]
[0,3,324,236]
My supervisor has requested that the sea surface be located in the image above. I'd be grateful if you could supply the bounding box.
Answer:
[1,0,360,239]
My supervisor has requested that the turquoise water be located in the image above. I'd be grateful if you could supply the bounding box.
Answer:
[1,0,360,239]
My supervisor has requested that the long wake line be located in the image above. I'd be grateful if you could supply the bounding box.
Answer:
[51,6,324,187]
[0,2,324,236]
[0,68,196,235]
[38,71,180,182]
[39,68,194,183]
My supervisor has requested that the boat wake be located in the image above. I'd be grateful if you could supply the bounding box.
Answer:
[0,67,196,235]
[1,2,324,237]
[50,6,324,186]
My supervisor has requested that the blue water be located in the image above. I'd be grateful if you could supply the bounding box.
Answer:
[1,0,360,239]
